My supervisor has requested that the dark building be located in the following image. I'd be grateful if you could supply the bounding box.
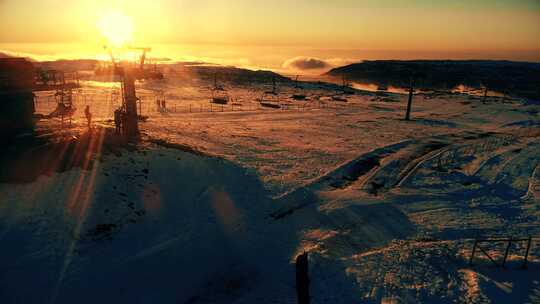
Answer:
[0,58,35,135]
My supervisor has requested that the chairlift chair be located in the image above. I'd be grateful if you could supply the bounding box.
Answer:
[211,88,230,104]
[259,77,281,108]
[210,73,230,104]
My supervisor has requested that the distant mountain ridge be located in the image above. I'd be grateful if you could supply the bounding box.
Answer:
[0,52,289,84]
[36,59,100,72]
[326,60,540,99]
[174,65,290,84]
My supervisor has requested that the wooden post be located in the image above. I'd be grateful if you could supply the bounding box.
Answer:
[502,237,512,268]
[523,236,532,269]
[483,87,488,103]
[296,252,310,304]
[405,79,414,120]
[469,239,478,266]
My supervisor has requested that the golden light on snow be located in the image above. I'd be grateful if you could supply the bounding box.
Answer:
[211,190,244,236]
[97,11,134,47]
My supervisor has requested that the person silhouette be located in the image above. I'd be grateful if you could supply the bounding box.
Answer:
[114,108,122,134]
[84,105,92,129]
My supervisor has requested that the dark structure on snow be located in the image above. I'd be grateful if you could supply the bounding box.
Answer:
[0,58,35,136]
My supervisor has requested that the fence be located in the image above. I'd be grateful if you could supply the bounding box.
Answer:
[34,89,347,121]
[469,236,534,268]
[156,99,343,115]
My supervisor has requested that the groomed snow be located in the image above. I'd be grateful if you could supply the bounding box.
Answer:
[2,78,539,303]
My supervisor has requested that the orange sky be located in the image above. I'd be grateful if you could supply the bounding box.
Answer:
[1,0,539,70]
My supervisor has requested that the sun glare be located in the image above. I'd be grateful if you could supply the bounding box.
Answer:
[97,11,134,47]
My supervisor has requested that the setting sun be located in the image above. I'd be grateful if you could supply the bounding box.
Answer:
[97,10,134,47]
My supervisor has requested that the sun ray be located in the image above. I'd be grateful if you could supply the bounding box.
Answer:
[54,129,106,301]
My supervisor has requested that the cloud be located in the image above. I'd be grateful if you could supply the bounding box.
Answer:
[282,56,357,72]
[282,56,331,70]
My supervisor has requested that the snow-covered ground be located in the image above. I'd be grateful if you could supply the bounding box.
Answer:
[1,78,539,303]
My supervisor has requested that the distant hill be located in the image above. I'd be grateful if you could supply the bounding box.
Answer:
[0,52,14,58]
[0,51,36,62]
[326,60,540,99]
[176,65,290,84]
[34,59,100,72]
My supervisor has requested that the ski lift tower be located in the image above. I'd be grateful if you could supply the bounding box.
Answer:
[105,46,140,139]
[120,70,139,138]
[128,47,164,80]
